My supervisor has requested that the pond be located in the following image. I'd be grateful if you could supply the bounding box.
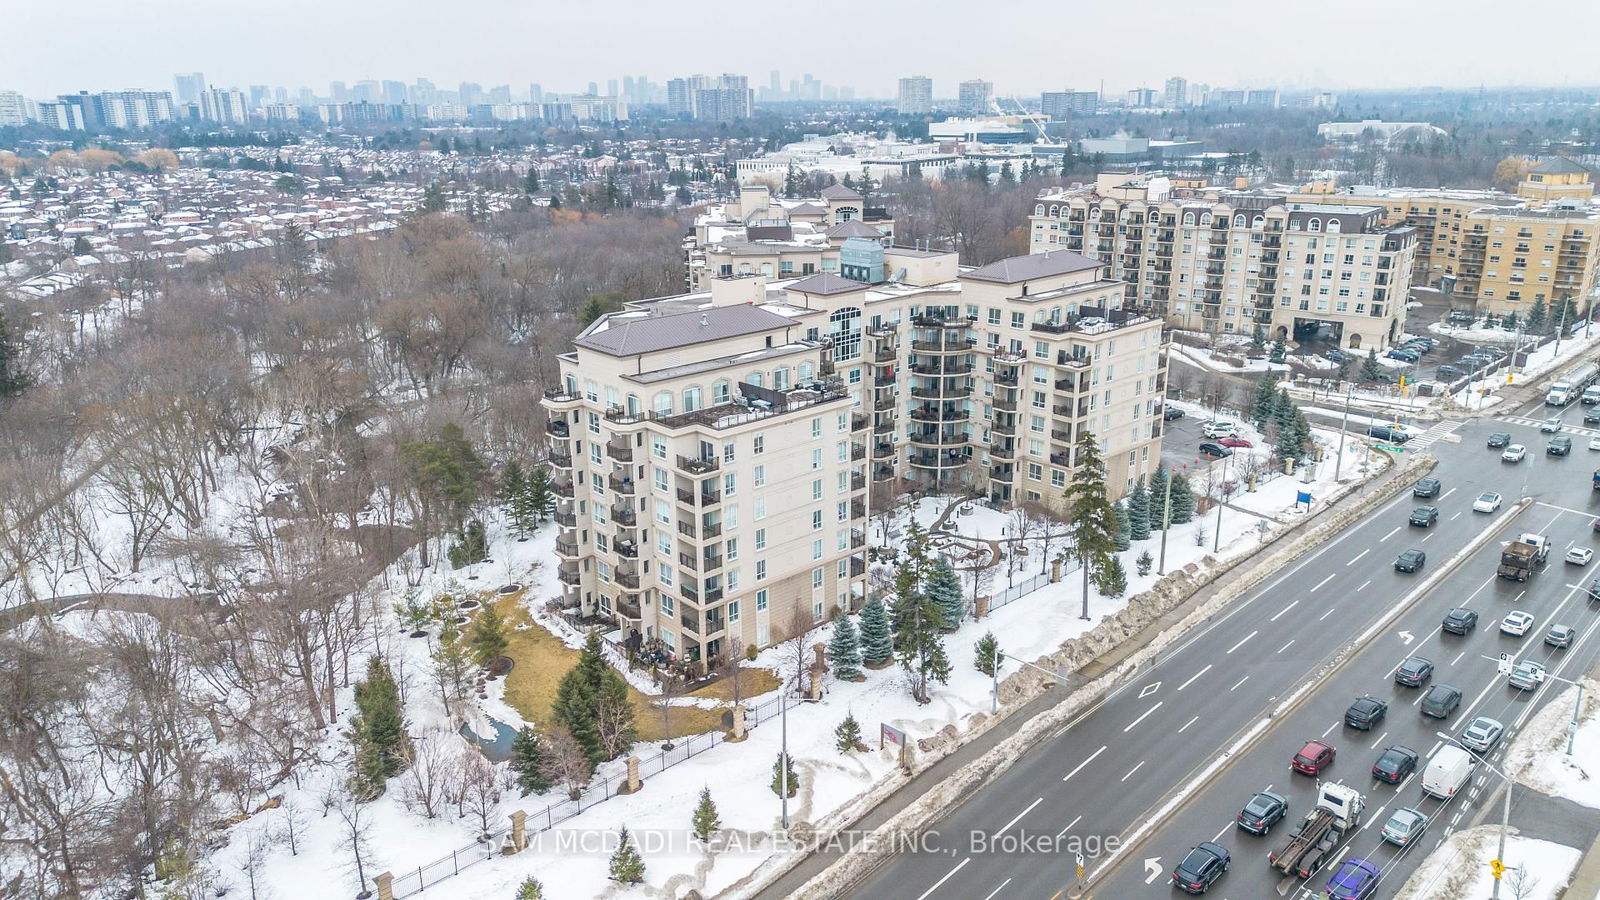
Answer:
[459,716,518,762]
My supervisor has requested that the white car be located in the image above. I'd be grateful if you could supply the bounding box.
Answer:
[1541,417,1563,433]
[1567,547,1594,566]
[1589,436,1600,451]
[1202,420,1238,439]
[1502,444,1527,463]
[1472,491,1503,513]
[1500,610,1536,637]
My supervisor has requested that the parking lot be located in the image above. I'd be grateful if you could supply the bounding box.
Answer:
[1158,403,1241,486]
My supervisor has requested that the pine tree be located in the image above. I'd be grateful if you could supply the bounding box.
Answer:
[469,603,510,667]
[924,557,966,631]
[1273,388,1296,437]
[692,787,721,843]
[0,309,31,399]
[608,826,645,884]
[1063,431,1118,620]
[1095,556,1128,599]
[523,169,540,194]
[857,596,894,668]
[834,713,863,753]
[1527,297,1547,334]
[890,525,953,703]
[973,631,1000,676]
[1148,468,1171,530]
[516,876,544,900]
[350,656,409,798]
[1362,348,1382,382]
[500,460,528,534]
[1136,550,1153,577]
[509,726,550,795]
[1111,501,1131,551]
[552,630,632,764]
[1251,371,1280,430]
[771,752,799,798]
[1269,335,1287,364]
[1169,473,1196,524]
[523,465,554,525]
[827,616,863,681]
[1128,476,1151,540]
[1250,324,1266,353]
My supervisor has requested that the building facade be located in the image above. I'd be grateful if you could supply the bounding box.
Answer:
[1041,91,1098,120]
[0,90,27,127]
[1163,77,1187,109]
[686,183,894,291]
[543,247,1167,662]
[1030,173,1418,350]
[897,76,933,115]
[667,74,753,120]
[958,79,993,117]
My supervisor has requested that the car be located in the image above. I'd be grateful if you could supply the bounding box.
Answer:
[1394,549,1427,573]
[1372,745,1419,784]
[1235,791,1288,835]
[1585,409,1600,426]
[1508,660,1546,690]
[1566,547,1593,566]
[1404,342,1433,355]
[1202,420,1238,439]
[1473,491,1503,513]
[1217,435,1253,448]
[1387,348,1420,362]
[1460,716,1505,753]
[1198,442,1233,458]
[1502,444,1527,462]
[1413,477,1442,498]
[1345,696,1388,730]
[1324,857,1382,900]
[1548,436,1573,456]
[1292,739,1336,775]
[1441,608,1479,635]
[1546,624,1577,648]
[1437,364,1464,378]
[1500,610,1535,636]
[1487,432,1512,448]
[1421,683,1464,718]
[1394,656,1434,687]
[1542,416,1563,433]
[1409,506,1439,527]
[1589,435,1600,451]
[1409,336,1437,348]
[1170,841,1230,894]
[1163,406,1186,421]
[1381,808,1430,848]
[1594,517,1600,535]
[1326,349,1349,363]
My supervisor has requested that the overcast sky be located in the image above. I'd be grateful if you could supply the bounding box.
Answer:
[6,0,1599,100]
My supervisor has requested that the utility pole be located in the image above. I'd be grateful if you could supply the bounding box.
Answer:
[1334,383,1353,480]
[1212,454,1229,552]
[1554,298,1569,358]
[1438,731,1513,900]
[1157,465,1173,575]
[779,676,789,829]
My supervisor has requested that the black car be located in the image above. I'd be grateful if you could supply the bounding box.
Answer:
[1236,791,1288,835]
[1372,745,1420,784]
[1487,432,1512,448]
[1164,406,1186,421]
[1345,696,1388,730]
[1326,350,1349,363]
[1394,656,1434,687]
[1421,683,1464,719]
[1548,436,1573,456]
[1409,506,1439,527]
[1198,442,1233,458]
[1586,409,1600,426]
[1395,549,1427,573]
[1171,842,1231,894]
[1413,477,1442,498]
[1442,607,1479,634]
[1437,364,1464,379]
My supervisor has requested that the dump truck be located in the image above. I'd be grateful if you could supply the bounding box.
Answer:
[1497,533,1550,582]
[1268,782,1365,879]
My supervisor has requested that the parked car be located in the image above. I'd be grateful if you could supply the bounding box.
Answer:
[1344,696,1388,730]
[1460,716,1505,753]
[1589,435,1600,451]
[1437,364,1464,379]
[1381,808,1429,848]
[1202,420,1238,439]
[1325,349,1349,363]
[1217,435,1253,448]
[1566,547,1593,566]
[1508,660,1546,690]
[1441,608,1479,635]
[1164,406,1186,421]
[1394,656,1434,687]
[1409,506,1439,527]
[1387,349,1420,363]
[1292,739,1336,775]
[1543,416,1564,433]
[1546,624,1577,649]
[1323,857,1382,899]
[1502,444,1527,462]
[1473,491,1503,513]
[1372,745,1419,784]
[1395,549,1427,573]
[1501,610,1535,636]
[1421,684,1464,718]
[1548,436,1573,456]
[1413,477,1442,498]
[1235,791,1288,835]
[1170,842,1230,894]
[1487,432,1512,448]
[1198,442,1233,459]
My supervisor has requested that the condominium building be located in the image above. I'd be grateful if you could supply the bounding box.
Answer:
[200,88,249,124]
[0,90,26,127]
[1041,91,1098,120]
[685,183,894,290]
[542,245,1166,663]
[97,90,176,128]
[897,76,933,115]
[667,74,753,120]
[1029,173,1418,350]
[958,79,993,117]
[1162,77,1187,109]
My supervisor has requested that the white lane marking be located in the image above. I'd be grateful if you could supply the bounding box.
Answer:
[1054,815,1083,842]
[979,879,1012,900]
[1178,664,1212,691]
[1396,773,1416,793]
[1370,730,1389,749]
[1124,701,1164,733]
[1226,630,1259,654]
[1120,760,1146,782]
[1311,573,1336,593]
[1440,487,1457,501]
[1062,745,1107,782]
[1230,675,1250,691]
[914,857,970,900]
[1178,715,1200,733]
[1320,607,1338,621]
[1212,821,1233,843]
[1382,526,1401,540]
[1452,650,1465,666]
[1358,580,1372,592]
[1348,548,1371,566]
[993,797,1043,837]
[1450,511,1462,521]
[1277,639,1295,654]
[1271,600,1299,622]
[1364,802,1390,829]
[1322,720,1340,738]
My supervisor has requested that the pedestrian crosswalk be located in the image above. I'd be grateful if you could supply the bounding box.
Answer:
[1499,414,1600,440]
[1405,420,1464,450]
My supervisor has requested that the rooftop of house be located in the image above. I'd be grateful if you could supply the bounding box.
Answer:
[1530,157,1590,176]
[576,302,801,357]
[962,249,1101,284]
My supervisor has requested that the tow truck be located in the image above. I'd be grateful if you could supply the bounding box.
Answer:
[1267,782,1365,879]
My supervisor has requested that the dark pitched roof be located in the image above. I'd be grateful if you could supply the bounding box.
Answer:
[962,250,1101,284]
[785,273,869,296]
[745,224,795,242]
[788,202,828,216]
[823,220,882,238]
[576,304,797,356]
[819,184,863,201]
[1531,157,1590,176]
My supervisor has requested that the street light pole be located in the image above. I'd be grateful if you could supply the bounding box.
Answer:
[1437,732,1513,900]
[1157,465,1173,575]
[779,678,789,830]
[1212,455,1228,553]
[1334,383,1353,481]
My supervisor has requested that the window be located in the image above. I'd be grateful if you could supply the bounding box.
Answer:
[811,417,822,438]
[722,442,735,463]
[812,539,823,560]
[1011,311,1025,329]
[756,589,768,612]
[652,467,668,492]
[754,465,766,487]
[753,435,765,455]
[812,448,823,469]
[756,560,767,580]
[724,505,737,529]
[812,567,824,589]
[651,436,667,459]
[812,510,823,530]
[812,479,823,500]
[655,500,670,525]
[657,532,671,556]
[727,569,740,591]
[723,472,737,496]
[755,528,767,550]
[726,537,739,561]
[659,566,674,588]
[813,599,825,622]
[727,600,740,623]
[987,308,1001,325]
[755,497,767,519]
[661,592,674,615]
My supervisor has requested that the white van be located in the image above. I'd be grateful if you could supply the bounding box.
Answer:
[1421,745,1476,799]
[1202,420,1238,439]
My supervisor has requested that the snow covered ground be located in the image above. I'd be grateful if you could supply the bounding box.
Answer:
[1504,678,1600,810]
[1170,342,1292,375]
[1394,828,1580,900]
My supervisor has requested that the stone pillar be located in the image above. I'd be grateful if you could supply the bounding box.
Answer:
[1050,557,1062,582]
[1285,457,1296,476]
[510,810,528,852]
[1248,472,1258,492]
[731,705,747,740]
[898,741,915,774]
[624,756,641,794]
[975,594,990,619]
[374,873,394,900]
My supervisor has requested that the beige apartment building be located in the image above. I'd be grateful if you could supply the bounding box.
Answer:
[542,243,1167,662]
[685,183,894,290]
[1030,173,1418,350]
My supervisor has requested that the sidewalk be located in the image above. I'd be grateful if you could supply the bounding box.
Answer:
[750,454,1422,899]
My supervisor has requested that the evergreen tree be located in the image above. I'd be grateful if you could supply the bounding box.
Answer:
[1361,349,1382,382]
[1148,468,1171,530]
[1251,371,1280,430]
[1273,388,1296,438]
[770,752,799,798]
[1136,549,1153,577]
[1169,473,1196,524]
[509,726,551,795]
[422,180,448,212]
[469,603,510,667]
[447,518,489,568]
[608,826,645,884]
[692,787,721,843]
[516,877,544,900]
[1111,501,1131,552]
[552,630,635,764]
[999,161,1015,184]
[1268,335,1287,364]
[826,615,863,681]
[973,631,1000,677]
[783,165,802,198]
[1527,297,1547,334]
[523,465,555,525]
[350,656,409,798]
[857,596,893,668]
[835,713,863,753]
[523,169,540,194]
[501,460,528,533]
[1553,297,1580,334]
[1063,431,1118,620]
[924,556,966,631]
[890,525,952,703]
[1499,311,1515,331]
[1095,556,1128,599]
[1249,324,1266,353]
[0,309,30,399]
[1128,476,1152,540]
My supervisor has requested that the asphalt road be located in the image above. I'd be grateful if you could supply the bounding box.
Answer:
[848,414,1600,900]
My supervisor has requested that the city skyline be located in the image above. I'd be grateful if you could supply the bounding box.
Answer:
[4,0,1599,100]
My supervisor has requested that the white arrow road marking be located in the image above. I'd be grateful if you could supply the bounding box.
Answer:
[1143,858,1163,884]
[1399,630,1415,645]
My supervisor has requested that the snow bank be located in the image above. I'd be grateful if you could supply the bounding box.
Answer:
[1392,827,1579,900]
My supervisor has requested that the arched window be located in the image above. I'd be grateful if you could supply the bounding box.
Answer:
[1233,214,1246,227]
[772,367,790,390]
[798,361,815,380]
[1183,212,1196,225]
[1200,213,1212,226]
[1036,204,1046,215]
[1089,206,1101,219]
[652,391,673,415]
[711,381,730,404]
[738,263,754,274]
[829,305,862,362]
[1308,218,1322,232]
[746,372,764,388]
[1252,215,1265,228]
[1326,218,1342,233]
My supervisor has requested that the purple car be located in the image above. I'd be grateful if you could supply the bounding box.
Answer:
[1325,857,1381,899]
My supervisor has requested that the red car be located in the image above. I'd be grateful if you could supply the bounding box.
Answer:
[1218,436,1254,448]
[1292,739,1336,775]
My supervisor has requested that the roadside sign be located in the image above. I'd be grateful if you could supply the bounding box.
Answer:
[1374,443,1407,453]
[1497,652,1513,676]
[1491,859,1506,879]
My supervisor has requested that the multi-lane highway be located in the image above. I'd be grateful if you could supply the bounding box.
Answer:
[848,401,1600,900]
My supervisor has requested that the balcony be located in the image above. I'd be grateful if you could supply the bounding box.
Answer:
[873,346,897,362]
[1056,351,1090,369]
[911,338,975,353]
[910,384,972,400]
[677,520,698,538]
[555,539,580,558]
[908,451,961,468]
[910,363,974,376]
[874,395,896,411]
[614,595,642,621]
[554,510,577,528]
[992,396,1017,412]
[549,450,573,469]
[1030,320,1072,335]
[990,443,1015,460]
[615,540,638,558]
[543,388,581,407]
[676,454,720,475]
[994,372,1019,386]
[850,472,866,492]
[911,406,966,422]
[991,419,1015,435]
[677,487,722,506]
[611,504,637,526]
[554,481,576,498]
[1050,451,1071,466]
[851,444,866,461]
[850,557,866,578]
[701,521,722,538]
[607,475,636,495]
[850,499,865,519]
[702,553,724,573]
[873,441,895,459]
[678,552,700,572]
[558,563,581,586]
[851,528,866,549]
[852,413,868,432]
[874,419,894,434]
[910,314,970,328]
[910,431,968,448]
[873,463,896,481]
[605,440,634,463]
[546,419,570,438]
[616,571,640,589]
